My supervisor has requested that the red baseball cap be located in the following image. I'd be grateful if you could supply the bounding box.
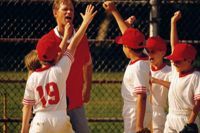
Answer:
[115,28,145,49]
[146,36,167,51]
[36,35,61,62]
[165,43,197,61]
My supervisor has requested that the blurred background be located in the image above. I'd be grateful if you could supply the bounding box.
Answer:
[0,0,200,132]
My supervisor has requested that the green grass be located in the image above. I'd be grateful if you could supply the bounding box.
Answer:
[0,71,124,132]
[89,122,123,133]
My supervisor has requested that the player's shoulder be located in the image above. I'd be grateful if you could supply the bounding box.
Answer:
[137,58,150,67]
[189,70,200,84]
[193,70,200,76]
[163,64,172,72]
[133,59,150,72]
[56,51,74,66]
[26,72,37,85]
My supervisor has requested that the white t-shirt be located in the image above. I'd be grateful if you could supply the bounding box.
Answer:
[151,64,171,108]
[121,58,151,102]
[23,52,74,113]
[168,65,200,112]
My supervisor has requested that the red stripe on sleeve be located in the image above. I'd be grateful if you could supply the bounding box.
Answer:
[63,51,74,62]
[133,86,147,94]
[22,99,35,105]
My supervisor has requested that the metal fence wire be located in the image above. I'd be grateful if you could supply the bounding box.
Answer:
[0,0,200,132]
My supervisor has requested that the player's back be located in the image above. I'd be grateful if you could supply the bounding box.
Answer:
[25,54,73,113]
[27,59,74,133]
[122,58,151,102]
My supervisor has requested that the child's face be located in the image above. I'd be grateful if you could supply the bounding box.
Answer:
[172,59,192,72]
[123,45,131,59]
[146,49,165,65]
[54,0,74,28]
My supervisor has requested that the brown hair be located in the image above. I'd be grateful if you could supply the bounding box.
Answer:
[24,50,41,71]
[53,0,62,11]
[53,0,75,11]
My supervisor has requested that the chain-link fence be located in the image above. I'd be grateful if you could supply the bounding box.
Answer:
[0,0,200,132]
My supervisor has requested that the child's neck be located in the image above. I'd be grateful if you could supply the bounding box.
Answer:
[130,53,147,61]
[41,62,53,68]
[151,60,165,70]
[180,66,194,74]
[42,65,47,68]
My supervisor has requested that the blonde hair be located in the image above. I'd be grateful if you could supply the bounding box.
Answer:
[24,50,41,71]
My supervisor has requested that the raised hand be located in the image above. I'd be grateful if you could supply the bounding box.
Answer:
[170,10,181,50]
[80,4,97,26]
[103,1,116,12]
[171,11,182,23]
[125,16,136,27]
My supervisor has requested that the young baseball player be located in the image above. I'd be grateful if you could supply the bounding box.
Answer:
[103,1,152,133]
[21,4,97,133]
[145,36,171,133]
[24,50,41,77]
[163,11,200,133]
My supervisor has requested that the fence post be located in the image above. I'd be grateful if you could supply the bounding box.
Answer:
[3,93,7,133]
[149,0,159,37]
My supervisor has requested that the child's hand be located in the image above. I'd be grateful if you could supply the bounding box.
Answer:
[103,1,116,12]
[151,77,157,84]
[80,4,97,26]
[171,11,182,23]
[63,22,73,39]
[125,16,136,27]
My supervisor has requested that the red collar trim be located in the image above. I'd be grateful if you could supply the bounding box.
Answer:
[35,65,52,72]
[129,57,149,65]
[151,63,166,71]
[179,68,194,77]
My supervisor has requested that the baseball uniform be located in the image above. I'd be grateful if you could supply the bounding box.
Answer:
[23,51,74,133]
[121,58,152,133]
[164,65,200,133]
[151,64,171,133]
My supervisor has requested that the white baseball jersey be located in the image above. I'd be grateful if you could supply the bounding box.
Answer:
[151,64,171,133]
[23,51,74,113]
[121,58,152,133]
[121,58,151,101]
[151,64,171,108]
[168,65,200,111]
[164,64,200,132]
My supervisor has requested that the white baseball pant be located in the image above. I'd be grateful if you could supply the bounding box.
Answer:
[29,110,74,133]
